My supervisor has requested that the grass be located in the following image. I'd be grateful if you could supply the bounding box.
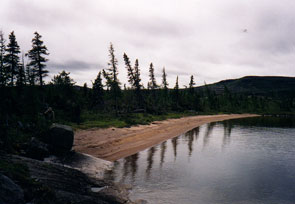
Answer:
[71,111,196,130]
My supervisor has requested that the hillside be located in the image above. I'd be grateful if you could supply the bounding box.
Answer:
[196,76,295,95]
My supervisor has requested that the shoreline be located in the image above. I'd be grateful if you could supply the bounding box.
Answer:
[74,114,259,161]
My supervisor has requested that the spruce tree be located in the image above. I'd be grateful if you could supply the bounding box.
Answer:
[4,31,20,86]
[173,76,180,109]
[103,43,121,114]
[0,31,6,86]
[27,32,49,86]
[189,75,195,93]
[16,53,25,87]
[162,67,168,90]
[92,71,104,109]
[148,63,158,90]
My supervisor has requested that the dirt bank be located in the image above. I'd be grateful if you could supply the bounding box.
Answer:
[74,114,259,161]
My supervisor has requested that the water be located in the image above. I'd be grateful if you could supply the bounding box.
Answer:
[104,117,295,204]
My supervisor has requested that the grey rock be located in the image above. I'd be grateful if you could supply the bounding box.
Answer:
[47,124,74,155]
[0,173,24,204]
[25,137,49,160]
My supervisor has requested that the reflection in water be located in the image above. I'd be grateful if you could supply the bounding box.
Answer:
[203,122,216,147]
[130,153,139,180]
[106,117,295,204]
[146,146,157,179]
[121,153,139,182]
[185,127,200,157]
[160,141,167,167]
[171,137,179,159]
[222,121,233,148]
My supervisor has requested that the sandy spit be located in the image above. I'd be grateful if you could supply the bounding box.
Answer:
[74,114,259,161]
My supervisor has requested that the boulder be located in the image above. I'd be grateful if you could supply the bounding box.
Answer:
[47,124,74,155]
[0,173,24,204]
[25,137,49,160]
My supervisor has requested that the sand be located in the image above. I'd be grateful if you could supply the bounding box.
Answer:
[74,114,259,161]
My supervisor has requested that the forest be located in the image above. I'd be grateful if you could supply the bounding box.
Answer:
[0,31,294,153]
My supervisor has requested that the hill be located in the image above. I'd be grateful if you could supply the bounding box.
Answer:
[196,76,295,95]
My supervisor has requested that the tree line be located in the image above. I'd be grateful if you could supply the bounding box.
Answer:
[1,30,294,152]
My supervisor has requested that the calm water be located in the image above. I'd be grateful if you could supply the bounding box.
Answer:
[104,117,295,204]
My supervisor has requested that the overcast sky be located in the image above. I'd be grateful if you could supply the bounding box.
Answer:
[1,0,295,87]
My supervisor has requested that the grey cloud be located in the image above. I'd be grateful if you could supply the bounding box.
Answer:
[48,60,102,73]
[2,0,295,87]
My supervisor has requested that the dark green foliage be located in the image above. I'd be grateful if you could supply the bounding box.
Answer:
[27,32,49,86]
[148,63,158,90]
[4,31,20,86]
[1,33,295,155]
[0,31,6,86]
[16,54,26,87]
[123,53,143,108]
[51,70,75,86]
[103,43,121,115]
[189,75,195,93]
[92,71,104,109]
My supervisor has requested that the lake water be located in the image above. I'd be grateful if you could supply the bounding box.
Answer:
[103,117,295,204]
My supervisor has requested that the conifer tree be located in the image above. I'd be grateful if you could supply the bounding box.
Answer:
[92,71,104,109]
[16,53,25,87]
[0,31,6,86]
[162,67,168,90]
[4,31,20,86]
[173,76,180,109]
[27,32,49,86]
[148,63,158,90]
[189,75,195,93]
[103,43,121,114]
[123,53,142,107]
[51,70,75,86]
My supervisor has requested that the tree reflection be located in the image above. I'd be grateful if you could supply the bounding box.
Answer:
[160,141,167,168]
[171,136,179,160]
[222,121,233,148]
[146,146,157,179]
[203,122,216,147]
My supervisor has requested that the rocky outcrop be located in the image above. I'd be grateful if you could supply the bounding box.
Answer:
[46,124,74,155]
[0,173,24,204]
[24,137,50,160]
[0,153,134,204]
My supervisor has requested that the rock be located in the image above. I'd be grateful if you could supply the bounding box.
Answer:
[0,173,25,204]
[25,137,49,160]
[134,199,148,204]
[47,124,74,155]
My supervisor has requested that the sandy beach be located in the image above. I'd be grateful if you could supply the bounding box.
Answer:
[74,114,259,161]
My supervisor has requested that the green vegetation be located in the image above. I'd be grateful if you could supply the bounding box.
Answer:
[0,30,294,154]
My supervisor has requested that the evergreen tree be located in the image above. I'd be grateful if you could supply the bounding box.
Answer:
[16,53,25,87]
[162,67,168,90]
[103,43,121,114]
[92,71,104,109]
[4,31,20,86]
[123,53,142,107]
[189,75,195,93]
[173,76,180,109]
[51,70,75,86]
[148,63,158,90]
[0,31,6,86]
[27,32,49,86]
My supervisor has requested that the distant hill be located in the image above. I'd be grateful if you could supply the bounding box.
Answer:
[196,76,295,95]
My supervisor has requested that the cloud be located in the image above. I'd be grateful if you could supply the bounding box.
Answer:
[1,0,295,87]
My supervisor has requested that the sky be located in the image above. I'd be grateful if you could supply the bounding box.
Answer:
[1,0,295,87]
